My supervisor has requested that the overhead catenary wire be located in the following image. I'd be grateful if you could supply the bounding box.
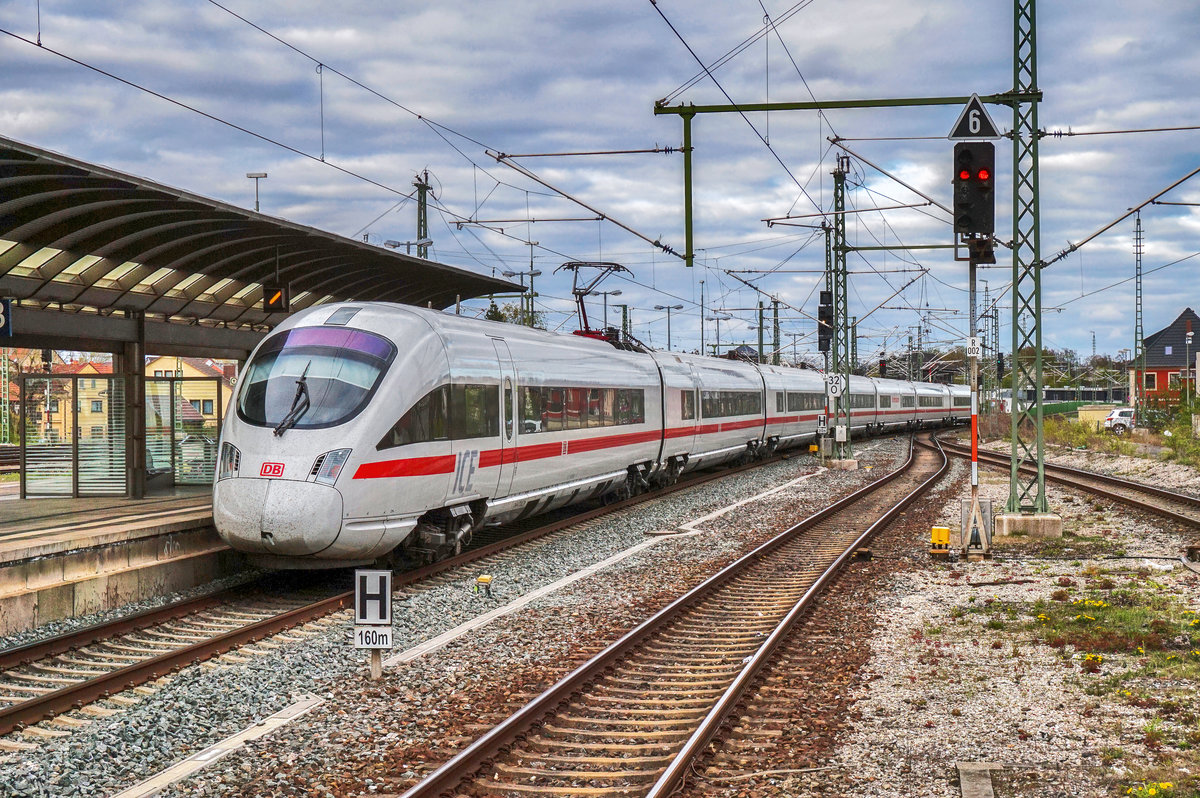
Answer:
[5,10,678,274]
[1043,165,1200,267]
[649,0,823,216]
[662,0,820,103]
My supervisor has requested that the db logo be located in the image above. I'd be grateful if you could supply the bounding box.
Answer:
[259,462,285,477]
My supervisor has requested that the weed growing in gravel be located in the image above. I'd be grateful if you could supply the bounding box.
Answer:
[1024,590,1198,661]
[1124,781,1176,797]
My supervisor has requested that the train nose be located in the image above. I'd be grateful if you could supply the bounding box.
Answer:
[214,478,344,556]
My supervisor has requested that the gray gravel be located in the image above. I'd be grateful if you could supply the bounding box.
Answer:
[0,570,262,653]
[0,438,908,797]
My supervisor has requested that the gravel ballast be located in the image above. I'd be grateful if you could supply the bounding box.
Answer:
[0,441,903,797]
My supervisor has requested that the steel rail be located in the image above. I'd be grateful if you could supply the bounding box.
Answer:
[398,435,935,798]
[0,594,232,671]
[0,591,354,736]
[930,437,1200,527]
[647,437,948,797]
[0,447,807,737]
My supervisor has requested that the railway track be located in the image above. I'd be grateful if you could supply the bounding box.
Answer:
[398,435,948,798]
[0,447,817,740]
[932,436,1200,527]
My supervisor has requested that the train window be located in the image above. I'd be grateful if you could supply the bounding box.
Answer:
[681,390,696,420]
[901,395,915,407]
[377,385,449,449]
[786,392,823,412]
[504,379,513,438]
[953,396,971,407]
[519,386,645,432]
[519,386,543,434]
[546,388,566,431]
[562,388,582,430]
[449,384,500,439]
[587,388,606,427]
[776,392,784,413]
[701,390,762,418]
[618,389,645,425]
[879,394,892,408]
[239,326,395,431]
[602,389,617,425]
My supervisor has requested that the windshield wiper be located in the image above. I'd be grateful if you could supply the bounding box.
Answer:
[273,362,311,437]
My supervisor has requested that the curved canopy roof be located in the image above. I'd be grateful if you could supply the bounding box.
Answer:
[0,135,519,331]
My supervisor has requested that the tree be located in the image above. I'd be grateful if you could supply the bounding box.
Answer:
[487,302,544,329]
[484,301,505,322]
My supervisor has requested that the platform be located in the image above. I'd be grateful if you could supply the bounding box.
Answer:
[0,487,246,637]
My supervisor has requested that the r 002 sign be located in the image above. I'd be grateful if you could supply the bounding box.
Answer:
[354,625,393,649]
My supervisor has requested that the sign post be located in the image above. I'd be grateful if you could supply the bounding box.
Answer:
[354,569,393,680]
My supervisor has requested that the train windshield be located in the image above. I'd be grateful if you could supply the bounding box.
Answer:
[237,326,395,430]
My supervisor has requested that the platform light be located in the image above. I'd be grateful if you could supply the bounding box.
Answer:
[246,172,268,212]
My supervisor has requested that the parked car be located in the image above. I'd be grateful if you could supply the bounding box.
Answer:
[1103,407,1136,435]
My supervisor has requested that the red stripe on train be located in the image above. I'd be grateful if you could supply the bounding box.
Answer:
[352,454,456,479]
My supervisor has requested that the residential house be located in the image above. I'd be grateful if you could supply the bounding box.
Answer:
[1136,307,1199,402]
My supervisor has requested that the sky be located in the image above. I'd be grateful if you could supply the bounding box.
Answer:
[1,0,1198,367]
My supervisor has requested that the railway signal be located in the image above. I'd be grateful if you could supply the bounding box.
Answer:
[262,284,290,313]
[817,291,832,353]
[953,142,995,235]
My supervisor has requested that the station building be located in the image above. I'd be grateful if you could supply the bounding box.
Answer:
[0,134,520,497]
[1136,307,1199,402]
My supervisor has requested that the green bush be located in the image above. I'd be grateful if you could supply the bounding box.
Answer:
[1042,417,1138,455]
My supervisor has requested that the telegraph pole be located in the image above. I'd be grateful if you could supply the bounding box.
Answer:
[414,171,432,260]
[999,0,1059,537]
[757,301,765,363]
[850,315,858,373]
[1134,213,1144,417]
[981,281,993,409]
[772,299,781,365]
[831,156,853,464]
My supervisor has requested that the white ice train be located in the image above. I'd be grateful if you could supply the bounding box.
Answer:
[214,302,969,568]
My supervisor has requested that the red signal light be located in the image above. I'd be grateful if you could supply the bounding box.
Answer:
[958,169,971,181]
[977,168,991,181]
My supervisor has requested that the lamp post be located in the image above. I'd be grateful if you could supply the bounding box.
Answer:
[706,314,731,356]
[654,304,683,351]
[246,172,267,212]
[1187,331,1194,406]
[593,289,622,329]
[501,268,542,326]
[785,331,804,366]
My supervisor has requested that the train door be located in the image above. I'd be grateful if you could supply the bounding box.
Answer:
[492,339,517,497]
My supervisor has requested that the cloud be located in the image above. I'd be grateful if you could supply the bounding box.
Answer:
[0,0,1197,360]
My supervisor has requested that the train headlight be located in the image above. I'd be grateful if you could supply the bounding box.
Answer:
[312,448,352,485]
[218,442,241,480]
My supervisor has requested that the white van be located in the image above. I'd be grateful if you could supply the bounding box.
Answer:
[1103,407,1136,435]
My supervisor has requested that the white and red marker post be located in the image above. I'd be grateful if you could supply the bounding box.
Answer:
[964,246,989,557]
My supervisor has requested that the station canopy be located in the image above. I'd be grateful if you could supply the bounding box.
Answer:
[0,135,520,357]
